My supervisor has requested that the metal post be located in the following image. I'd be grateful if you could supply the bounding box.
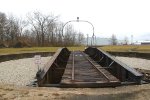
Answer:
[95,35,97,46]
[87,34,89,47]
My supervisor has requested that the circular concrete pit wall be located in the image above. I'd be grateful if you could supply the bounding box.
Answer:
[0,52,54,62]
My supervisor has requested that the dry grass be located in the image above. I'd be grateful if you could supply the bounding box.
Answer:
[0,45,150,55]
[0,46,85,55]
[100,45,150,53]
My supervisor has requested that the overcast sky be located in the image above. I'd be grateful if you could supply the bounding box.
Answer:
[0,0,150,41]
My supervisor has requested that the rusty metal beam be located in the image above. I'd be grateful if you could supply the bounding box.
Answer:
[85,47,143,84]
[36,48,70,86]
[81,52,110,82]
[38,48,63,79]
[98,48,143,77]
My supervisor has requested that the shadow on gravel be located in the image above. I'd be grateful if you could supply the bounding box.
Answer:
[66,89,150,100]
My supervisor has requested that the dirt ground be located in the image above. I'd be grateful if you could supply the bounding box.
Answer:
[0,83,150,100]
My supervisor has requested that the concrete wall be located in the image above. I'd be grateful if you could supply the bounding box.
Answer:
[109,52,150,60]
[0,52,54,62]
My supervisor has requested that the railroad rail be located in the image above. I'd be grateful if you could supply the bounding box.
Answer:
[35,47,143,87]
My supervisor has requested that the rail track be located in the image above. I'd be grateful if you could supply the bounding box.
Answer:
[35,47,143,87]
[60,51,120,87]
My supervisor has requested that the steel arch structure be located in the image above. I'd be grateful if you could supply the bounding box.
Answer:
[62,17,96,46]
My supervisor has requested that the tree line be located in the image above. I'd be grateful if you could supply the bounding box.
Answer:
[111,34,129,45]
[0,11,84,48]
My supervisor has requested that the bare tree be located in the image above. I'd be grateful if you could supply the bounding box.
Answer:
[16,18,28,37]
[0,11,85,47]
[63,24,85,46]
[76,32,84,45]
[46,17,58,46]
[63,24,76,46]
[6,15,20,45]
[27,11,58,46]
[54,22,63,46]
[0,12,7,43]
[111,34,117,45]
[124,36,129,45]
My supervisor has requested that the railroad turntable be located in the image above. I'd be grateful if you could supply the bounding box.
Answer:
[35,47,143,88]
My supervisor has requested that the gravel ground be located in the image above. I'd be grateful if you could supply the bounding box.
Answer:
[0,56,149,86]
[116,56,150,70]
[0,56,150,100]
[0,56,51,86]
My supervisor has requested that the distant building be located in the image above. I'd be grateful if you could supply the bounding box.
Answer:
[141,41,150,45]
[133,41,150,45]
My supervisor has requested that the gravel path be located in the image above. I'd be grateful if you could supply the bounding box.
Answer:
[0,56,149,86]
[116,57,150,70]
[0,57,51,86]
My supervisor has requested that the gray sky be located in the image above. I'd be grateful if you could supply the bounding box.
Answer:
[0,0,150,41]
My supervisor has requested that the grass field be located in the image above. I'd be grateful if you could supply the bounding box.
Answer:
[99,45,150,53]
[0,47,85,55]
[0,45,150,55]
